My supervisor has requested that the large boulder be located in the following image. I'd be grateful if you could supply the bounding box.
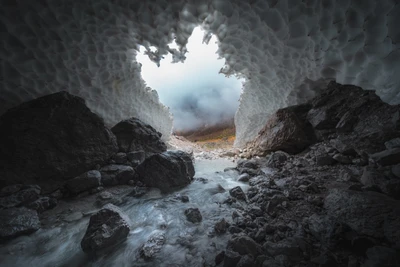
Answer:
[81,204,130,254]
[111,118,167,157]
[0,92,118,193]
[324,189,400,245]
[249,104,315,156]
[134,150,195,192]
[0,207,40,240]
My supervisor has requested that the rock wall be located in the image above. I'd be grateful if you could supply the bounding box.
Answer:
[1,0,399,145]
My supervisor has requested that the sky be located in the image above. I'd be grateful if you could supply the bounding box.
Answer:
[136,27,244,132]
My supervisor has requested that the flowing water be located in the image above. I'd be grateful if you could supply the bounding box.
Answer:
[0,158,249,267]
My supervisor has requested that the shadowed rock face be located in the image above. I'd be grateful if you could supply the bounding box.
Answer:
[0,91,118,193]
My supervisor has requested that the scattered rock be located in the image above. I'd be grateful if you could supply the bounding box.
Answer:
[229,186,246,201]
[385,138,400,150]
[0,185,41,209]
[66,170,101,194]
[223,249,241,267]
[227,236,263,257]
[215,251,225,265]
[127,151,146,165]
[238,173,250,182]
[140,232,166,259]
[135,150,195,192]
[370,148,400,166]
[0,207,40,240]
[100,165,134,186]
[266,151,290,168]
[215,218,229,234]
[332,153,352,164]
[111,117,167,157]
[114,152,128,164]
[0,91,118,193]
[26,197,57,213]
[316,154,336,166]
[81,204,131,254]
[184,208,202,223]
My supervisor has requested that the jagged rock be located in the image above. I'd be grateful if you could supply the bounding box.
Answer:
[140,232,166,259]
[362,246,400,267]
[114,152,128,164]
[332,153,352,164]
[135,150,195,192]
[0,184,23,197]
[26,197,57,213]
[66,170,101,194]
[0,185,41,209]
[0,91,118,193]
[237,255,255,267]
[215,251,225,265]
[370,148,400,166]
[360,167,400,199]
[81,204,130,254]
[324,189,400,245]
[249,105,315,155]
[330,139,357,155]
[100,165,134,186]
[227,236,263,257]
[0,207,40,240]
[392,165,400,178]
[184,208,202,223]
[111,118,167,157]
[316,154,336,166]
[266,195,288,214]
[263,239,303,261]
[127,151,146,165]
[385,138,400,149]
[266,151,289,168]
[223,249,241,267]
[214,218,229,234]
[229,186,246,201]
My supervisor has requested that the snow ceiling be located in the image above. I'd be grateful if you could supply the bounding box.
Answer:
[1,0,400,146]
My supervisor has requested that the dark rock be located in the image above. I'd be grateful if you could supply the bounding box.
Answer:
[237,255,255,267]
[223,249,241,267]
[360,166,400,199]
[215,251,225,265]
[227,236,263,257]
[184,208,202,223]
[330,138,357,155]
[66,170,101,194]
[100,165,134,186]
[0,185,41,209]
[81,204,131,254]
[0,184,23,197]
[215,218,229,234]
[263,239,303,261]
[324,189,400,245]
[114,152,128,164]
[316,154,336,166]
[332,153,352,164]
[336,110,358,133]
[111,117,167,157]
[180,195,189,203]
[392,164,400,178]
[228,226,242,234]
[385,138,400,149]
[229,186,246,201]
[0,91,118,193]
[311,252,336,267]
[140,232,166,259]
[266,195,288,214]
[129,187,148,198]
[266,151,289,168]
[135,150,195,192]
[363,246,400,267]
[249,105,315,156]
[370,148,400,166]
[26,197,57,213]
[126,151,145,165]
[0,207,40,240]
[238,173,250,182]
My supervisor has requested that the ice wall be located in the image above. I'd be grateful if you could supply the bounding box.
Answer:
[1,0,399,146]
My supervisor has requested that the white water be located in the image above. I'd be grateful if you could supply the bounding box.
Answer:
[0,158,248,267]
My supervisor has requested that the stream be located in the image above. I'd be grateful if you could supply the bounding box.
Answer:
[0,158,249,267]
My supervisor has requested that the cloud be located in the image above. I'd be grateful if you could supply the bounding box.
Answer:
[136,27,243,132]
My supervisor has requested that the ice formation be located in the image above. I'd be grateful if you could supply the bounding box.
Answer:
[1,0,399,146]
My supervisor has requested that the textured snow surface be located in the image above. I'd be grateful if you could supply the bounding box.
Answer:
[1,0,399,145]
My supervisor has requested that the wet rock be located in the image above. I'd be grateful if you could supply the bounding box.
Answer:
[0,207,40,240]
[66,170,101,194]
[362,246,400,267]
[126,151,145,164]
[316,154,336,166]
[140,232,166,259]
[249,105,315,156]
[215,251,225,265]
[228,226,242,234]
[332,153,352,164]
[370,148,400,166]
[214,218,229,234]
[100,165,134,186]
[0,185,41,209]
[184,208,202,223]
[223,249,241,267]
[111,117,167,157]
[0,91,118,193]
[180,195,189,203]
[385,138,400,149]
[229,186,246,201]
[238,173,250,182]
[135,150,195,192]
[227,236,263,257]
[324,189,400,245]
[114,152,127,164]
[26,197,57,213]
[129,187,148,198]
[81,204,131,254]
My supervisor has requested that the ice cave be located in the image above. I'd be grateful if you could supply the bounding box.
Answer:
[0,1,400,266]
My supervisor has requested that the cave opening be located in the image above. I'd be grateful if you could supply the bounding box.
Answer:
[136,27,244,149]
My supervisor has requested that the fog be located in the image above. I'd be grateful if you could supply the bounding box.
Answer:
[136,27,243,132]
